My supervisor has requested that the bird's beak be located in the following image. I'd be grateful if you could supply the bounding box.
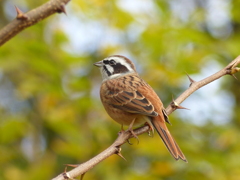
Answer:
[94,61,103,67]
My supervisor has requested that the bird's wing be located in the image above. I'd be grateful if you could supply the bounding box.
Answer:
[103,74,158,117]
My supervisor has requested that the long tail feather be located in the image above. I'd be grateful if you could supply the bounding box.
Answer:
[151,118,187,162]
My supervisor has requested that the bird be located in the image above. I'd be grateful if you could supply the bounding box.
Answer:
[94,55,187,162]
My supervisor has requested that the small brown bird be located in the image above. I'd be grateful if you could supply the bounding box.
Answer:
[94,55,187,162]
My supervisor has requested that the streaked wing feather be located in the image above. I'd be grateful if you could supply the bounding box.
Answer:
[111,90,158,117]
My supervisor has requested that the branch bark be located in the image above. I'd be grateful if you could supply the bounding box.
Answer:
[165,55,240,114]
[0,0,71,46]
[52,56,240,180]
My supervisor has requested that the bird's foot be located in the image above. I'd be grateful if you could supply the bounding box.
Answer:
[127,119,139,144]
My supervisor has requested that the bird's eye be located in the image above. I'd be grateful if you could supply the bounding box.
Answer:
[109,59,116,65]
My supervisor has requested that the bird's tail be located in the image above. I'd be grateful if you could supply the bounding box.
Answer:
[151,117,187,162]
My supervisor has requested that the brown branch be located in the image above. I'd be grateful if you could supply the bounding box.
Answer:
[0,0,71,46]
[52,126,150,180]
[165,55,240,114]
[51,56,240,180]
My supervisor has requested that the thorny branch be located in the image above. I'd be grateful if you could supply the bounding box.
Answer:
[0,0,70,46]
[166,55,240,114]
[52,55,240,180]
[4,0,239,179]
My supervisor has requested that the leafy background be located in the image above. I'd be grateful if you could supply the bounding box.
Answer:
[1,0,240,180]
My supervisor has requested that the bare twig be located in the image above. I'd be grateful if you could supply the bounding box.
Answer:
[165,55,240,114]
[51,56,240,180]
[52,126,150,180]
[0,0,71,46]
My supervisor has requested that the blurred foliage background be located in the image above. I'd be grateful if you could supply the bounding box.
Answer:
[1,0,240,180]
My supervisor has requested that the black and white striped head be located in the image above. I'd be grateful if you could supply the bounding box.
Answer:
[94,55,137,81]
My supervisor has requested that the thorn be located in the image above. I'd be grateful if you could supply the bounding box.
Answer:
[171,95,190,110]
[185,72,196,87]
[117,152,127,161]
[227,67,240,80]
[230,74,238,80]
[15,6,28,20]
[64,164,79,168]
[57,3,67,15]
[80,173,86,180]
[115,147,127,161]
[176,105,190,110]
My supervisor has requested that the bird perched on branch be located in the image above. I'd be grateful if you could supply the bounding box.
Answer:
[94,55,187,162]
